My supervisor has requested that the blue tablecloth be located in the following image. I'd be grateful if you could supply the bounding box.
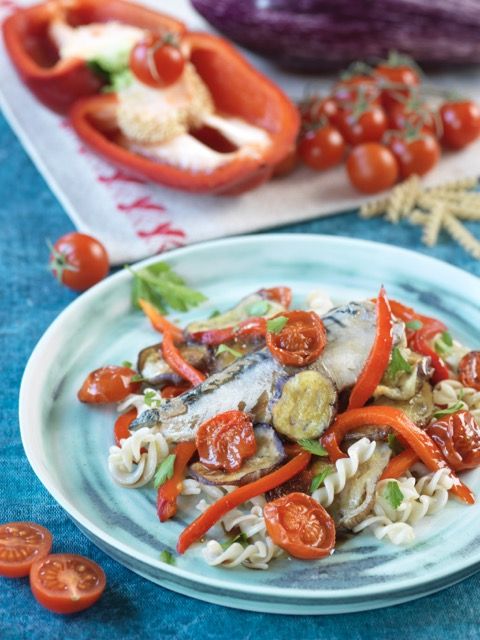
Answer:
[1,110,480,640]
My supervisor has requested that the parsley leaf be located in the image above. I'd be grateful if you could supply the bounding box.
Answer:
[216,344,243,359]
[384,480,404,510]
[209,309,221,319]
[121,360,133,369]
[387,433,404,455]
[247,300,270,317]
[441,331,453,347]
[266,316,288,334]
[159,550,175,565]
[144,389,163,409]
[310,466,334,493]
[129,262,207,315]
[387,347,413,379]
[220,532,249,550]
[298,439,328,457]
[435,331,454,355]
[405,319,423,331]
[130,373,145,383]
[433,402,464,419]
[153,454,176,488]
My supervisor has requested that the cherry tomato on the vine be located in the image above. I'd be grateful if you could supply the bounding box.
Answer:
[440,100,480,149]
[299,96,339,126]
[264,492,336,559]
[388,132,440,179]
[426,411,480,471]
[458,351,480,391]
[30,553,106,614]
[49,233,109,292]
[0,522,53,578]
[336,104,387,146]
[298,125,345,171]
[388,101,438,137]
[332,76,380,106]
[78,365,141,403]
[130,33,185,88]
[266,310,327,367]
[346,143,399,194]
[374,63,420,110]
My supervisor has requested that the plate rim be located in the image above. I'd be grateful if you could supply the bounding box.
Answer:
[19,233,480,607]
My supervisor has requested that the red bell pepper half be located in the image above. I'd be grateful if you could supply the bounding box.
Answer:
[2,0,185,113]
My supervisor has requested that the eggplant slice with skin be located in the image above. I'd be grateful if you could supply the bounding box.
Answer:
[137,342,211,387]
[189,424,285,486]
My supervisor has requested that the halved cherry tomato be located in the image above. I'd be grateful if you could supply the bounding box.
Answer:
[0,522,52,578]
[374,63,420,110]
[49,232,109,292]
[298,125,345,171]
[440,100,480,149]
[77,365,141,404]
[427,411,480,472]
[266,310,327,367]
[346,143,399,194]
[114,408,137,446]
[458,351,480,391]
[336,105,387,146]
[388,132,440,179]
[130,34,185,88]
[161,382,192,398]
[196,410,256,472]
[264,492,335,559]
[30,553,106,614]
[258,286,292,309]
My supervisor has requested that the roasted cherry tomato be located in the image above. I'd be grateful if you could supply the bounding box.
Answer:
[266,310,327,367]
[426,411,480,471]
[440,100,480,149]
[195,410,256,472]
[130,33,185,88]
[264,492,335,559]
[30,553,106,615]
[336,104,387,146]
[388,102,438,137]
[0,522,52,578]
[388,132,440,179]
[258,286,292,309]
[114,408,137,446]
[298,125,345,171]
[77,365,141,404]
[346,143,399,194]
[374,63,420,110]
[49,232,109,292]
[459,351,480,391]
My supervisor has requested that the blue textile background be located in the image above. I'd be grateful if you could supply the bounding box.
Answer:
[1,110,479,640]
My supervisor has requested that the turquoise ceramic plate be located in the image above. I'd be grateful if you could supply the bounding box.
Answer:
[19,234,480,615]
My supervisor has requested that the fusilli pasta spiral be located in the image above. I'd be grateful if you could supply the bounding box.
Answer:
[108,427,169,488]
[433,379,480,421]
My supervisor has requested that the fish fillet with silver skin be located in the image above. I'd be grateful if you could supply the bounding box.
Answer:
[130,301,397,441]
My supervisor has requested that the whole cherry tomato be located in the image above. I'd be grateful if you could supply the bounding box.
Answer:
[130,33,185,88]
[266,310,327,367]
[388,132,440,179]
[346,143,399,194]
[114,408,137,446]
[264,492,336,559]
[388,102,438,137]
[332,76,380,106]
[0,522,52,578]
[298,125,345,171]
[440,100,480,149]
[49,232,109,292]
[374,63,420,110]
[426,411,480,471]
[78,365,141,403]
[458,351,480,391]
[336,104,387,146]
[30,553,106,614]
[299,96,339,126]
[195,410,256,472]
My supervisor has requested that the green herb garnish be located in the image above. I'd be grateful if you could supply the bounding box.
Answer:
[153,454,176,488]
[310,467,334,493]
[266,316,288,334]
[298,439,328,457]
[434,331,454,356]
[130,373,145,383]
[216,344,243,359]
[159,550,175,565]
[384,480,404,510]
[144,389,163,409]
[441,331,453,347]
[387,347,413,379]
[129,262,207,315]
[433,402,464,419]
[121,360,133,369]
[220,532,249,551]
[247,300,270,317]
[209,309,221,319]
[405,319,423,331]
[387,433,404,455]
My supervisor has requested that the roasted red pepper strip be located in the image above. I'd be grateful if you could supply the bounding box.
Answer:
[177,451,311,553]
[157,442,196,522]
[69,31,299,194]
[161,383,192,398]
[348,287,393,410]
[162,330,206,387]
[114,408,137,447]
[380,448,419,480]
[2,0,185,113]
[190,317,266,346]
[138,298,184,343]
[258,286,292,309]
[322,406,474,504]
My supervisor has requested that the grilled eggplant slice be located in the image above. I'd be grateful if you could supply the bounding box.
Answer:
[189,424,285,486]
[137,342,210,386]
[272,370,337,440]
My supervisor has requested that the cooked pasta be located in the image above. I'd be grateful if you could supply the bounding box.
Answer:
[108,427,169,488]
[433,379,480,421]
[306,288,334,316]
[202,537,281,570]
